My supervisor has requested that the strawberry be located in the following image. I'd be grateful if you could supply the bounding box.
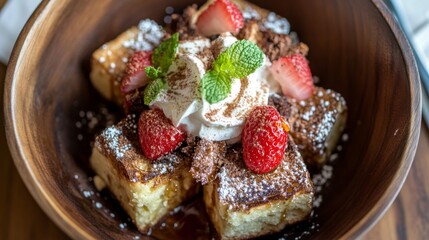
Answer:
[138,109,186,160]
[121,51,152,93]
[270,54,314,100]
[242,106,289,174]
[195,0,244,36]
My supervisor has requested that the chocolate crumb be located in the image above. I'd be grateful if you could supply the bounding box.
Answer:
[236,20,262,44]
[268,93,292,119]
[190,139,226,185]
[258,29,309,62]
[169,5,198,40]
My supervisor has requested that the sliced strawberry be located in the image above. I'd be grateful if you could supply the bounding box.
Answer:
[270,54,314,100]
[138,109,186,160]
[121,51,152,93]
[195,0,244,36]
[242,106,288,174]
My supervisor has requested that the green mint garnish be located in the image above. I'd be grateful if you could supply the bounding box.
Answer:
[152,33,179,73]
[202,40,264,104]
[143,33,179,105]
[214,40,264,79]
[144,78,167,105]
[145,66,161,79]
[202,71,231,104]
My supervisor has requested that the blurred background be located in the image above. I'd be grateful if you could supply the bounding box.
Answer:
[0,0,428,239]
[388,0,429,125]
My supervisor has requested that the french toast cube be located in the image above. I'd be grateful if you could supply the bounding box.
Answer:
[203,140,314,240]
[90,114,198,232]
[90,27,140,105]
[90,20,166,105]
[288,87,347,166]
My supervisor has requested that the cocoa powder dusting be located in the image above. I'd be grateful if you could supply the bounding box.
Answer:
[224,77,249,118]
[190,139,226,185]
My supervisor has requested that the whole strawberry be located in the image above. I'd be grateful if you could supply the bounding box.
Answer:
[138,109,186,160]
[242,106,289,174]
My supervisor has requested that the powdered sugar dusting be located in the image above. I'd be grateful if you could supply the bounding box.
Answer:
[288,87,347,164]
[95,114,189,183]
[262,12,290,35]
[217,142,313,209]
[242,5,260,20]
[101,127,132,159]
[123,19,165,51]
[75,106,116,145]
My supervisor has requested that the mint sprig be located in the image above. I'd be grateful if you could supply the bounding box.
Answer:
[202,40,264,104]
[143,33,179,105]
[202,71,231,104]
[152,33,179,73]
[145,66,161,79]
[144,78,167,105]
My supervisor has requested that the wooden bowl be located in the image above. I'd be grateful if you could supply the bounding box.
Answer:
[4,0,421,239]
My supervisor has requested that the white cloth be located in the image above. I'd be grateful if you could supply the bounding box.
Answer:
[0,0,41,64]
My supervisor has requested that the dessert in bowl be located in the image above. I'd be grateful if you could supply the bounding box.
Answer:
[4,0,420,239]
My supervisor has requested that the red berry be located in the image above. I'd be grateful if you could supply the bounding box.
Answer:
[121,51,152,93]
[138,109,186,160]
[242,106,288,174]
[270,54,314,100]
[195,0,244,36]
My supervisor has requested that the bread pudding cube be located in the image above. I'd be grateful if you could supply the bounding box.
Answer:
[203,139,314,239]
[90,114,198,232]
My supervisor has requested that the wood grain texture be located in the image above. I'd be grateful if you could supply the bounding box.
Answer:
[364,124,429,240]
[1,63,68,240]
[2,0,421,239]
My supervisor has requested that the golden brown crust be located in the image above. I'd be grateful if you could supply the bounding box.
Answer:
[94,114,191,184]
[215,139,313,211]
[287,87,347,166]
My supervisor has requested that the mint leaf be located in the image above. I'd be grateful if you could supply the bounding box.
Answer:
[202,71,232,104]
[145,66,161,79]
[202,40,264,103]
[143,33,179,106]
[214,40,264,79]
[144,78,167,105]
[152,33,179,73]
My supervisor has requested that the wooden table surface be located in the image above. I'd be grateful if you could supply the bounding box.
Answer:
[1,60,429,239]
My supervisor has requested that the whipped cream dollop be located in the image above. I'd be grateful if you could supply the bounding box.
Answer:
[152,34,271,143]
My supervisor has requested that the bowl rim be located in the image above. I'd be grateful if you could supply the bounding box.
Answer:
[342,0,421,238]
[3,0,421,239]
